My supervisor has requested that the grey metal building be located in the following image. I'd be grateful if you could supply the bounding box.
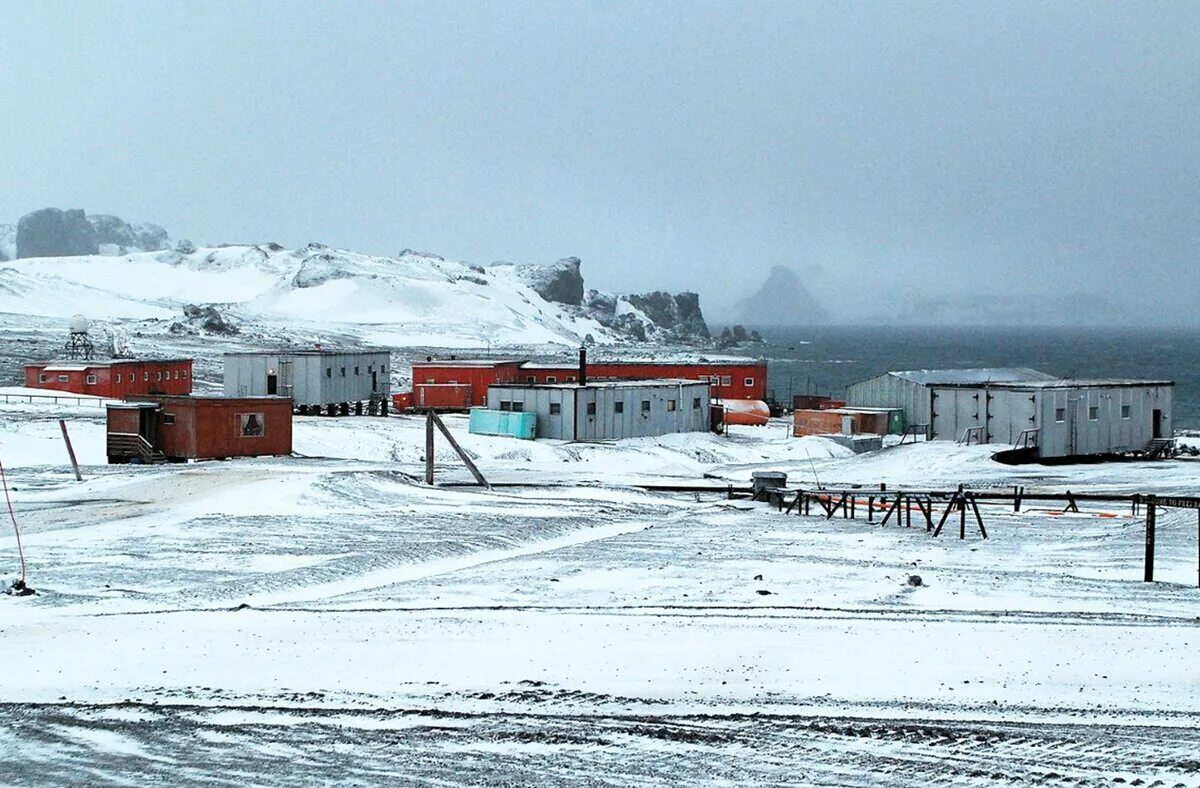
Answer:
[846,368,1056,430]
[847,368,1174,458]
[223,349,391,414]
[486,379,711,440]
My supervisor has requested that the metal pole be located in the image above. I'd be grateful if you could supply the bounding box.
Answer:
[59,419,82,482]
[1144,498,1156,582]
[424,411,435,485]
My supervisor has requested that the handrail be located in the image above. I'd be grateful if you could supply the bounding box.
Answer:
[959,426,984,445]
[1,392,111,407]
[1014,428,1040,449]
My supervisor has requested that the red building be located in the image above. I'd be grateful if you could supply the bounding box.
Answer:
[409,360,525,407]
[520,361,768,401]
[396,357,768,412]
[106,395,292,463]
[25,359,193,398]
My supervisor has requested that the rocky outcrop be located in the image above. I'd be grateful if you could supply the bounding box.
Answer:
[732,265,828,325]
[16,208,99,258]
[292,245,354,288]
[89,215,171,253]
[620,291,710,339]
[169,304,240,336]
[516,257,584,306]
[0,224,14,261]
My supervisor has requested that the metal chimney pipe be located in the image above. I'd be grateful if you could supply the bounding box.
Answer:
[578,346,587,386]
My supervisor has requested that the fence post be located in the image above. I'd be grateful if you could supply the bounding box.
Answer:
[59,420,83,482]
[1144,497,1156,582]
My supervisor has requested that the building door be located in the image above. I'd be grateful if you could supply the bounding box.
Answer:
[138,407,157,445]
[1153,409,1163,439]
[267,374,278,396]
[372,371,378,392]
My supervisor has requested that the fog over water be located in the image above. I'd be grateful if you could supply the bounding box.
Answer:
[2,3,1197,323]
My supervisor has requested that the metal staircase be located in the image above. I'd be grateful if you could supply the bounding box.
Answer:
[1144,438,1175,459]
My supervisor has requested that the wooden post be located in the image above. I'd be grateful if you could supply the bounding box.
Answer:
[969,495,988,539]
[59,420,82,482]
[424,411,435,485]
[905,496,912,528]
[430,411,490,488]
[1144,497,1156,582]
[868,496,874,523]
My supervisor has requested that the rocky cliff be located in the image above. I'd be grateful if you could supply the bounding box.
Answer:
[15,207,169,258]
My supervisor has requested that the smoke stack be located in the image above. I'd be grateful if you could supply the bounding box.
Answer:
[578,346,587,386]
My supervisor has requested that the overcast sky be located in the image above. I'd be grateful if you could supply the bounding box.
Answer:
[2,2,1197,321]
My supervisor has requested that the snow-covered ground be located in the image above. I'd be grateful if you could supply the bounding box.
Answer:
[1,401,1199,784]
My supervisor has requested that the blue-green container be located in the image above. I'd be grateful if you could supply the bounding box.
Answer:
[469,408,537,440]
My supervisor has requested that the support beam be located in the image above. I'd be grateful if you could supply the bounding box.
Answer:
[1144,498,1156,582]
[430,411,490,488]
[59,419,82,482]
[425,412,435,485]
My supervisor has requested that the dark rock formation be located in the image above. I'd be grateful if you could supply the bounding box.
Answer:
[0,224,14,261]
[88,214,138,248]
[131,223,169,251]
[16,208,99,258]
[622,291,710,339]
[170,304,239,336]
[733,265,829,325]
[517,257,584,306]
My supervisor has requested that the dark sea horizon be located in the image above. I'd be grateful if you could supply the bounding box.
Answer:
[748,325,1200,429]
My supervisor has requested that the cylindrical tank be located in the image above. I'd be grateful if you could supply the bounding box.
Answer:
[717,399,771,426]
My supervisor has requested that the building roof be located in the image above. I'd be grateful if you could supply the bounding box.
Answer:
[225,348,388,357]
[29,358,192,369]
[878,368,1057,385]
[519,359,764,370]
[412,359,525,367]
[490,378,710,390]
[935,378,1174,390]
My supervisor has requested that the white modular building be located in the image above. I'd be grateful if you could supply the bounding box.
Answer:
[847,368,1173,458]
[485,379,711,441]
[223,349,392,414]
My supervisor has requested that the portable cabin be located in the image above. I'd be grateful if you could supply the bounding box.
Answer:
[106,395,293,463]
[520,360,767,401]
[485,379,711,440]
[223,349,390,415]
[409,359,525,407]
[24,359,193,398]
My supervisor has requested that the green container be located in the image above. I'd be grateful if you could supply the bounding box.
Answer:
[469,408,537,440]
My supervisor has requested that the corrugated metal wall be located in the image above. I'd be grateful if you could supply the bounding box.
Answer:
[846,374,930,428]
[224,352,390,406]
[488,382,709,440]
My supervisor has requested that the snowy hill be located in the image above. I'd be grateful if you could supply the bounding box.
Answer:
[0,243,620,348]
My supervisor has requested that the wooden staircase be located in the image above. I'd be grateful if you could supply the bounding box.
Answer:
[1144,438,1175,459]
[107,432,168,464]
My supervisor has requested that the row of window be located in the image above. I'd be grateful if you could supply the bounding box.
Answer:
[501,397,705,415]
[40,370,190,385]
[1054,405,1133,422]
[328,365,386,378]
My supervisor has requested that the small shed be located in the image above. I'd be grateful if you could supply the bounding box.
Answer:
[486,379,711,440]
[106,395,293,463]
[223,349,391,415]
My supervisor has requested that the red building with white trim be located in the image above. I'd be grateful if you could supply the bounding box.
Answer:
[520,361,768,401]
[24,359,193,398]
[396,357,767,411]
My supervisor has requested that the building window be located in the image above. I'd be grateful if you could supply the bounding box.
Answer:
[546,376,557,383]
[1121,405,1131,419]
[586,402,596,415]
[144,372,149,382]
[58,375,69,382]
[163,414,176,425]
[174,371,179,380]
[499,400,511,411]
[614,401,624,414]
[667,399,677,412]
[183,370,188,378]
[744,377,754,387]
[381,365,386,373]
[239,413,265,437]
[1088,406,1099,421]
[85,374,97,385]
[511,401,524,412]
[327,368,333,378]
[526,376,535,384]
[566,376,576,382]
[157,372,162,381]
[340,367,346,377]
[549,402,561,415]
[641,400,651,414]
[354,366,360,375]
[115,374,121,383]
[1055,408,1065,422]
[38,374,47,383]
[693,397,701,409]
[721,376,732,386]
